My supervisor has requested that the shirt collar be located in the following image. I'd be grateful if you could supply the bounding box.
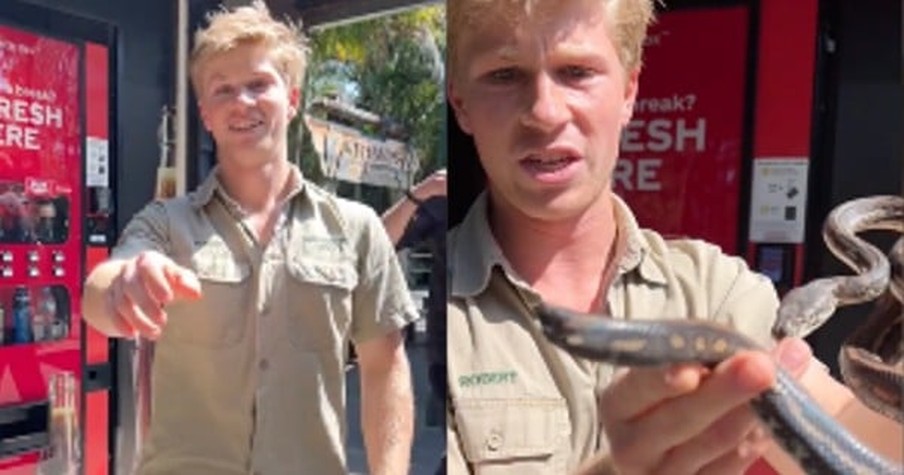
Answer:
[188,163,307,212]
[449,191,667,299]
[449,192,516,298]
[612,194,667,285]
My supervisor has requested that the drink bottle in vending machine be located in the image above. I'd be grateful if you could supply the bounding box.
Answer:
[0,299,5,346]
[12,286,33,344]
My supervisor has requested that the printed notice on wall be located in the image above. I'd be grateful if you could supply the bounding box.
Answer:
[85,136,109,187]
[749,158,809,243]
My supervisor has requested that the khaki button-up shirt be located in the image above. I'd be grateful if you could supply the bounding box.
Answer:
[111,166,418,475]
[447,193,778,474]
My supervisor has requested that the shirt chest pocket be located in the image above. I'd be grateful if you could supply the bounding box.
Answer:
[164,247,251,347]
[284,257,358,351]
[455,397,571,474]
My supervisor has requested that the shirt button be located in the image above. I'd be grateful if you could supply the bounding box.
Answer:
[486,431,503,451]
[259,359,269,371]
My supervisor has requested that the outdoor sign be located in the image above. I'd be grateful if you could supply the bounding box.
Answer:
[304,114,419,189]
[614,5,751,253]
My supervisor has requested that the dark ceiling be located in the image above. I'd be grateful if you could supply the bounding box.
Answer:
[267,0,439,28]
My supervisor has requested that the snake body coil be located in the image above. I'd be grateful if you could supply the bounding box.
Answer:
[775,195,904,423]
[537,306,901,474]
[537,195,904,474]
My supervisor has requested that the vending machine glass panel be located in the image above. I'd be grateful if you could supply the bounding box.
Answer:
[0,22,84,473]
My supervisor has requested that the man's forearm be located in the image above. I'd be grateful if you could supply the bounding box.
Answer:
[832,394,904,463]
[360,349,414,475]
[381,196,419,245]
[763,357,904,473]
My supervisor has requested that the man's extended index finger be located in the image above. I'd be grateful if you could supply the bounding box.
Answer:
[165,263,203,300]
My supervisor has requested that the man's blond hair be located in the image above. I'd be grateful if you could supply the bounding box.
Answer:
[447,0,654,74]
[189,0,308,94]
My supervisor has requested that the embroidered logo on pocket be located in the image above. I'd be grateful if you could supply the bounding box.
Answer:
[300,235,347,261]
[458,370,518,388]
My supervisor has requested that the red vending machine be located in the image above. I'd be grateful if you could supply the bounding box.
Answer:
[616,0,820,296]
[0,15,113,475]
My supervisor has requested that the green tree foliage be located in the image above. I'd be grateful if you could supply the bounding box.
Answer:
[290,4,446,209]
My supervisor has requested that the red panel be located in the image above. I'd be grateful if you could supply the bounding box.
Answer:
[0,454,39,473]
[84,390,109,475]
[746,0,818,288]
[85,44,108,141]
[616,6,750,254]
[744,2,820,472]
[83,42,111,475]
[83,247,108,365]
[746,457,779,475]
[752,0,819,157]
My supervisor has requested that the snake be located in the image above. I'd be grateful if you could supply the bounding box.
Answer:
[535,195,904,475]
[774,195,904,424]
[836,234,903,425]
[773,196,903,339]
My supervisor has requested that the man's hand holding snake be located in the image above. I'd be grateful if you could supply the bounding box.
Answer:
[600,339,813,475]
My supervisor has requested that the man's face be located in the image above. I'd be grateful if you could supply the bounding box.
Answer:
[196,42,298,165]
[449,2,638,222]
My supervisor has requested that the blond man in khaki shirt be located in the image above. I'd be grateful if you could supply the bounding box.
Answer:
[82,3,417,474]
[445,0,903,474]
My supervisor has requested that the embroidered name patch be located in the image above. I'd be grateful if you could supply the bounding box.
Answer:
[300,236,347,260]
[458,371,517,388]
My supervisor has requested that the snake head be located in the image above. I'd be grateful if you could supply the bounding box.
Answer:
[773,279,840,339]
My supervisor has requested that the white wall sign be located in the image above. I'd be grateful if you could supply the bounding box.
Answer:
[748,158,809,243]
[85,136,109,187]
